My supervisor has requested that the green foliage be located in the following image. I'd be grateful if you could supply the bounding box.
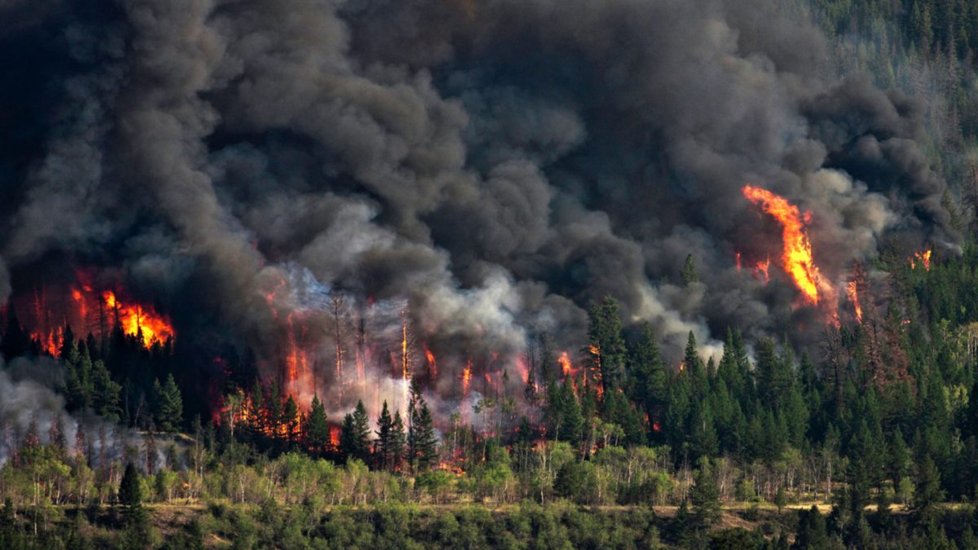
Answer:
[587,297,628,393]
[154,374,183,433]
[690,460,721,530]
[118,462,142,510]
[303,394,329,455]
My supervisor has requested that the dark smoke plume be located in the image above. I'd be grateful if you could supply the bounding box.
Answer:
[0,0,958,420]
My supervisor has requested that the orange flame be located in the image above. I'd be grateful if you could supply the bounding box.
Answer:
[462,360,472,396]
[846,281,862,323]
[102,290,175,348]
[754,258,771,283]
[734,251,743,271]
[910,248,932,271]
[515,354,530,385]
[558,351,572,377]
[400,309,410,382]
[742,184,826,305]
[424,344,437,378]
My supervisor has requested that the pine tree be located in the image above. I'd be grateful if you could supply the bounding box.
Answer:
[304,394,329,455]
[265,381,283,436]
[628,323,667,441]
[413,402,438,472]
[118,462,142,510]
[913,455,944,519]
[155,374,183,433]
[91,359,120,420]
[340,413,357,461]
[390,410,406,472]
[341,400,371,462]
[682,331,706,390]
[375,401,394,470]
[681,253,699,286]
[282,395,300,444]
[407,378,422,463]
[64,342,92,410]
[58,323,74,360]
[586,297,628,393]
[690,460,721,530]
[795,505,829,549]
[352,400,371,459]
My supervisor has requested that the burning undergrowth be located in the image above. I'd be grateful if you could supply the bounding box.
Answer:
[0,0,962,434]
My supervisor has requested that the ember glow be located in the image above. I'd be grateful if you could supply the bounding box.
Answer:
[742,184,827,305]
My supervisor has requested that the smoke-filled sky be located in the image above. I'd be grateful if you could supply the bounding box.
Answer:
[0,0,958,412]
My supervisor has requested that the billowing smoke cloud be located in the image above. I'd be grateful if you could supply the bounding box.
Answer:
[0,357,150,467]
[0,0,958,420]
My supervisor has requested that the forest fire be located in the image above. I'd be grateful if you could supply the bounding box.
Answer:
[754,258,771,283]
[101,290,175,348]
[462,361,472,396]
[559,352,573,377]
[742,184,827,305]
[846,281,862,323]
[911,248,933,270]
[424,345,437,378]
[19,279,175,355]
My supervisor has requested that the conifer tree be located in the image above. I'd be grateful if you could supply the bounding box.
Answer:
[91,359,121,420]
[118,462,142,510]
[682,331,706,391]
[304,394,329,455]
[690,460,721,530]
[341,400,371,462]
[155,374,183,433]
[628,323,667,440]
[375,401,394,470]
[413,402,438,472]
[586,297,627,393]
[282,395,300,444]
[390,410,406,472]
[681,253,699,286]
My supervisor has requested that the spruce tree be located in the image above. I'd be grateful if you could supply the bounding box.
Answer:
[681,253,699,286]
[118,462,142,510]
[629,323,667,441]
[682,331,707,392]
[282,395,300,444]
[352,400,371,460]
[304,394,329,455]
[340,413,357,461]
[690,460,721,530]
[341,401,371,462]
[586,297,627,393]
[413,402,438,472]
[91,359,120,420]
[376,401,394,470]
[390,410,406,472]
[155,374,183,433]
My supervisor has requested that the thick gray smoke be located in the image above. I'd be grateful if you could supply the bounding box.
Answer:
[0,0,958,416]
[0,357,152,467]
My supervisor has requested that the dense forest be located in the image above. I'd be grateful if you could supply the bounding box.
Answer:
[6,241,978,549]
[9,0,978,549]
